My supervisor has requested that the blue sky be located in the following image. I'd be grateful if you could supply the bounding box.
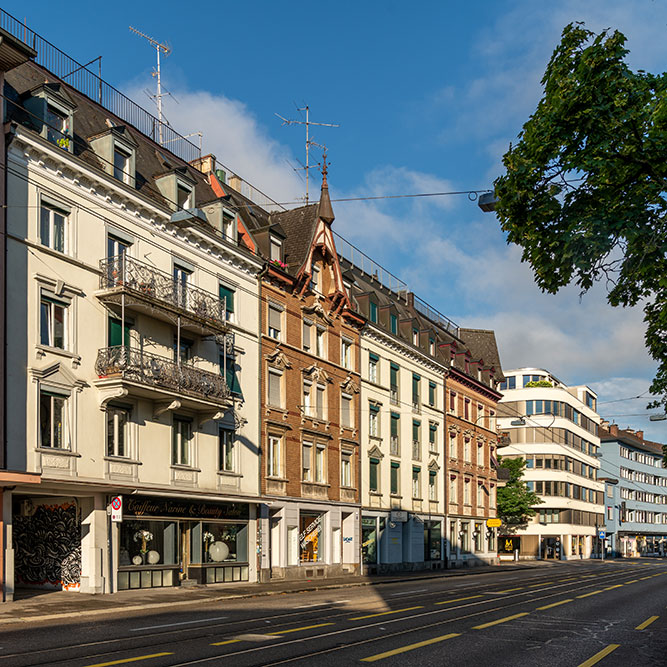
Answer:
[10,0,667,439]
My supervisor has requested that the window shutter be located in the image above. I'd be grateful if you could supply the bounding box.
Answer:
[269,305,281,331]
[219,285,235,313]
[369,352,379,362]
[341,395,351,427]
[269,372,281,406]
[390,413,399,436]
[225,356,242,395]
[303,444,311,468]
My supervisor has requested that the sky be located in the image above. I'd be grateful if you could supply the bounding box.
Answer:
[9,0,667,440]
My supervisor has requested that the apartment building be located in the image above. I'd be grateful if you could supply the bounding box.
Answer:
[498,369,604,559]
[599,424,667,558]
[2,23,263,596]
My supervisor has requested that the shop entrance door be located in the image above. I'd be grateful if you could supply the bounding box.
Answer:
[543,537,560,559]
[180,522,191,581]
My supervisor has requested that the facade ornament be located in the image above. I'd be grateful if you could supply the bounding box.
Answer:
[265,346,292,369]
[340,374,360,394]
[302,363,332,383]
[302,298,333,325]
[368,444,384,459]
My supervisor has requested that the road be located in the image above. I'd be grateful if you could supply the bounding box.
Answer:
[0,560,665,666]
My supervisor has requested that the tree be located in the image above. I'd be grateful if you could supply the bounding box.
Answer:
[494,23,667,410]
[496,457,543,530]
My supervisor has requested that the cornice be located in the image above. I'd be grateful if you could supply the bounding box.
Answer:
[448,366,502,402]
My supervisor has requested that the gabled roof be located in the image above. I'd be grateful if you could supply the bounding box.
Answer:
[458,327,504,381]
[269,204,319,273]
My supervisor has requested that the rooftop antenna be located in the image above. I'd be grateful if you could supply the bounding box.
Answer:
[129,25,171,145]
[276,105,339,203]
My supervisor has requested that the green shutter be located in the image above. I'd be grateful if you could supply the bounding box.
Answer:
[369,301,377,323]
[413,420,420,441]
[369,352,379,362]
[369,458,379,491]
[108,317,130,347]
[222,354,242,395]
[390,413,399,436]
[390,313,397,334]
[219,285,235,313]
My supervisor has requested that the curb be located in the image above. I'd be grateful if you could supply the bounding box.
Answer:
[0,563,546,626]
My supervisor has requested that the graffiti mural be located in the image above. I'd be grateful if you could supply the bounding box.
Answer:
[14,501,81,590]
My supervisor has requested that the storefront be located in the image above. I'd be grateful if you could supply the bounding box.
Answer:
[117,495,254,590]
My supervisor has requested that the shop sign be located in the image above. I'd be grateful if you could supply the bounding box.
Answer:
[124,495,249,521]
[486,518,502,528]
[390,510,408,523]
[110,495,123,522]
[499,536,520,553]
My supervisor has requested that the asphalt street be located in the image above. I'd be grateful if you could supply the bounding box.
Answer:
[0,560,665,666]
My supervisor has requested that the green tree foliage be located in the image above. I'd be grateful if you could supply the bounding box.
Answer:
[524,380,553,388]
[494,22,667,409]
[496,457,543,529]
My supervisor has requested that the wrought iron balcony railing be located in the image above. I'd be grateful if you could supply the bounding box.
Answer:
[95,346,230,404]
[99,255,227,331]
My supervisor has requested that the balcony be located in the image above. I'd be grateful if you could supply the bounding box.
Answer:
[97,256,227,335]
[94,346,231,411]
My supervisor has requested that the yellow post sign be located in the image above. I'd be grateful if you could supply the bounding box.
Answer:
[486,518,502,528]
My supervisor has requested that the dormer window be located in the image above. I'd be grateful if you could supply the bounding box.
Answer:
[412,328,419,345]
[113,146,131,183]
[223,212,235,241]
[46,104,69,148]
[369,301,378,323]
[177,182,193,209]
[24,84,76,153]
[310,265,320,292]
[390,313,398,334]
[270,237,282,262]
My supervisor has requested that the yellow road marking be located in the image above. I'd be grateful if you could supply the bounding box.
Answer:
[639,576,652,580]
[536,599,573,611]
[578,644,620,667]
[560,577,577,582]
[435,594,483,605]
[577,590,603,599]
[624,579,639,584]
[603,585,623,590]
[360,633,461,662]
[210,639,241,646]
[636,615,659,630]
[473,612,529,629]
[494,587,523,593]
[268,622,334,635]
[349,606,423,620]
[83,654,174,667]
[528,581,553,587]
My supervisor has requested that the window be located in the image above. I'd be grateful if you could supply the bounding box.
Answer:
[369,404,379,437]
[172,417,192,466]
[222,353,241,395]
[40,202,67,253]
[369,353,378,383]
[412,420,421,460]
[173,264,191,309]
[429,382,436,407]
[412,467,421,498]
[499,376,516,391]
[390,363,399,405]
[474,522,483,552]
[412,374,420,408]
[219,427,235,472]
[449,391,457,414]
[464,398,470,420]
[390,412,400,455]
[607,505,613,521]
[268,435,282,477]
[106,406,129,457]
[40,296,67,349]
[341,338,352,369]
[268,304,282,340]
[429,423,438,452]
[463,479,471,505]
[429,470,437,500]
[177,183,193,209]
[412,328,419,345]
[464,438,471,463]
[310,265,320,292]
[369,457,380,492]
[270,237,282,261]
[391,462,400,495]
[369,301,378,323]
[449,476,457,504]
[303,381,313,417]
[302,441,313,481]
[449,433,457,458]
[268,369,283,408]
[341,393,353,428]
[303,320,312,351]
[429,338,435,356]
[219,285,235,321]
[113,147,131,183]
[315,444,326,483]
[46,104,68,147]
[460,521,470,552]
[390,313,398,334]
[222,212,234,241]
[315,384,326,420]
[316,327,326,358]
[39,390,68,449]
[341,451,352,487]
[522,374,541,386]
[174,336,193,364]
[477,482,485,507]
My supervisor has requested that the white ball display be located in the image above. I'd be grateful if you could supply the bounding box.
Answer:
[147,550,160,564]
[208,541,229,562]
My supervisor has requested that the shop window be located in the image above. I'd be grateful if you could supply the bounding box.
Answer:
[219,427,235,472]
[40,202,68,253]
[299,512,323,562]
[460,521,470,552]
[361,517,378,564]
[107,406,129,458]
[190,522,248,564]
[39,390,69,449]
[172,417,192,466]
[119,520,178,574]
[474,522,483,552]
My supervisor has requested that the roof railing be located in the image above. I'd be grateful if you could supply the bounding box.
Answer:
[1,8,201,164]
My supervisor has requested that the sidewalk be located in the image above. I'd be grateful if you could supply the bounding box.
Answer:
[0,561,556,626]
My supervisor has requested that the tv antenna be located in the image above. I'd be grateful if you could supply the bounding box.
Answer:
[129,26,171,145]
[276,105,339,203]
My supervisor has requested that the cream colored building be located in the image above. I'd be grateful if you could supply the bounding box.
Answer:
[3,54,263,595]
[497,368,604,560]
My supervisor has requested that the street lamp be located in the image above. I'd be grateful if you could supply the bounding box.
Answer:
[649,414,666,422]
[477,192,498,212]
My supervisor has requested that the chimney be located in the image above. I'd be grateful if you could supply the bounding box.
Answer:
[190,154,216,175]
[636,430,644,441]
[600,420,610,430]
[609,424,618,436]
